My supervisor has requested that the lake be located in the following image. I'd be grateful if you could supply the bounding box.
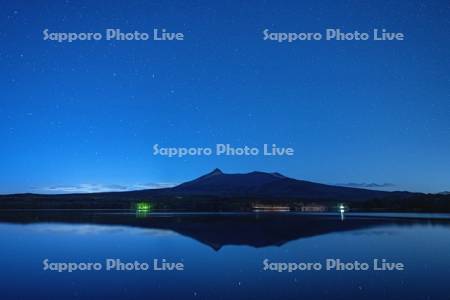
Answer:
[0,211,449,300]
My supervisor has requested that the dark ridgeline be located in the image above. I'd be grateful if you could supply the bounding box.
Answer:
[172,168,407,200]
[0,169,449,211]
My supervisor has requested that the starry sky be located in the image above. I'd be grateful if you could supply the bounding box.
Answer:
[1,0,449,194]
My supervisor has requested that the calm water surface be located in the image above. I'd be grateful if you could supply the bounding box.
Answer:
[0,211,449,300]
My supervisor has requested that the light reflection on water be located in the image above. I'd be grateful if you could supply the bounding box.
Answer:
[0,212,449,300]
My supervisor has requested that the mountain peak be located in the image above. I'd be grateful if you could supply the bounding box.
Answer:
[188,168,224,182]
[210,168,223,175]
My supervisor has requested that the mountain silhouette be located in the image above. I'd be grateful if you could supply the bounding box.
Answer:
[170,169,410,201]
[0,168,425,209]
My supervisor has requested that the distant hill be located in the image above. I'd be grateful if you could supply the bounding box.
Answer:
[2,168,442,210]
[171,168,413,201]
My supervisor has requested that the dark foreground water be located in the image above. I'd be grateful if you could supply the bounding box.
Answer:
[0,211,449,300]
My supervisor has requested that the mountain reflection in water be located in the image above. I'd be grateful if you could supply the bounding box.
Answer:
[0,210,449,250]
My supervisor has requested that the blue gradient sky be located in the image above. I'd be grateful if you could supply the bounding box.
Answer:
[1,0,449,193]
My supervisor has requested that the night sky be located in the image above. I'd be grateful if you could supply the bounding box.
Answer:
[1,0,449,194]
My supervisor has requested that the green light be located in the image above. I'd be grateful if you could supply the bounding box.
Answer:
[136,202,151,211]
[135,202,152,217]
